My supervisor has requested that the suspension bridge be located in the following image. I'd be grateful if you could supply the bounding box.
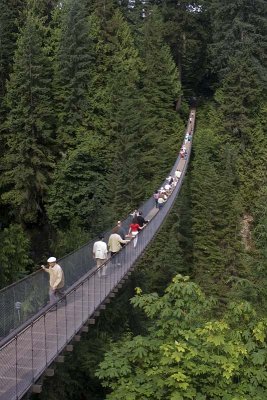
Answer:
[0,110,196,400]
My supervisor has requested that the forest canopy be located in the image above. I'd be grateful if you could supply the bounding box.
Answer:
[0,0,266,399]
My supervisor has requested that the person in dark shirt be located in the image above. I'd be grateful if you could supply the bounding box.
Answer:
[136,211,149,228]
[117,221,126,240]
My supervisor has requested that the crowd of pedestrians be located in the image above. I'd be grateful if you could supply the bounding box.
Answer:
[41,112,195,303]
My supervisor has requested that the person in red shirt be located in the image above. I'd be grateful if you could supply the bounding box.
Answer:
[128,217,142,237]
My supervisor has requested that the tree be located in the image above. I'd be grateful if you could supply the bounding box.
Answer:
[236,103,267,210]
[97,275,267,399]
[150,0,210,98]
[0,0,26,119]
[46,135,108,232]
[209,0,267,88]
[214,54,262,146]
[137,9,183,194]
[0,224,31,286]
[101,8,144,215]
[189,107,243,297]
[26,0,58,23]
[53,0,93,148]
[1,11,55,224]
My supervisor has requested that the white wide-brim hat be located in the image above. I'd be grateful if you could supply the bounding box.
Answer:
[47,257,57,263]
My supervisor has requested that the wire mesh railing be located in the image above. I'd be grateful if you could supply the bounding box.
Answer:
[0,110,195,400]
[0,109,194,339]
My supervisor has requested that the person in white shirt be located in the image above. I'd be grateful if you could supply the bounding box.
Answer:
[164,183,171,194]
[93,235,108,277]
[175,169,182,182]
[41,257,65,304]
[158,195,166,209]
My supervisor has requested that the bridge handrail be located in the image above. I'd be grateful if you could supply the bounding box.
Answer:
[0,110,196,340]
[0,110,196,400]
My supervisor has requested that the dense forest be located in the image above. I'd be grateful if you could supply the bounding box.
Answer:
[0,0,267,398]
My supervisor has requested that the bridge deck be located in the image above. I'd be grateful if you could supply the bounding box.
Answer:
[0,110,196,400]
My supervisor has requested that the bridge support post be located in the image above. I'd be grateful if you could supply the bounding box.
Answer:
[32,384,42,394]
[56,355,65,363]
[45,368,54,377]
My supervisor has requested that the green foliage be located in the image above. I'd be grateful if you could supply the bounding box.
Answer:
[189,106,243,297]
[46,135,108,231]
[102,8,144,215]
[50,218,90,258]
[209,0,267,88]
[53,0,92,148]
[236,104,267,210]
[0,0,26,116]
[158,0,211,96]
[137,9,183,193]
[0,224,31,287]
[97,275,267,399]
[1,11,55,224]
[215,54,262,145]
[135,192,190,295]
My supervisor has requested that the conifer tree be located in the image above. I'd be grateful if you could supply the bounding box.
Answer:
[209,0,267,87]
[53,0,93,148]
[190,110,243,297]
[1,11,54,224]
[46,135,108,232]
[102,8,143,214]
[236,104,267,210]
[149,0,210,97]
[138,9,182,193]
[215,54,262,145]
[0,224,31,286]
[26,0,58,23]
[47,5,143,228]
[0,0,26,117]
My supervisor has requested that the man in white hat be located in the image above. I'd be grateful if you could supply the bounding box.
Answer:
[41,257,65,304]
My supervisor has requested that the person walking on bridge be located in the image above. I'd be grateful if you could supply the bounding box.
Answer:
[41,257,65,304]
[108,227,127,257]
[136,211,149,228]
[117,220,126,240]
[93,234,108,277]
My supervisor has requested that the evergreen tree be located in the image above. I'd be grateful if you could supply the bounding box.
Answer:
[138,9,182,194]
[0,0,26,118]
[190,107,243,297]
[26,0,58,23]
[53,0,93,148]
[46,135,108,232]
[209,0,267,87]
[150,0,210,97]
[215,54,262,145]
[102,8,143,215]
[0,224,31,286]
[236,104,267,210]
[135,198,187,295]
[0,11,55,224]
